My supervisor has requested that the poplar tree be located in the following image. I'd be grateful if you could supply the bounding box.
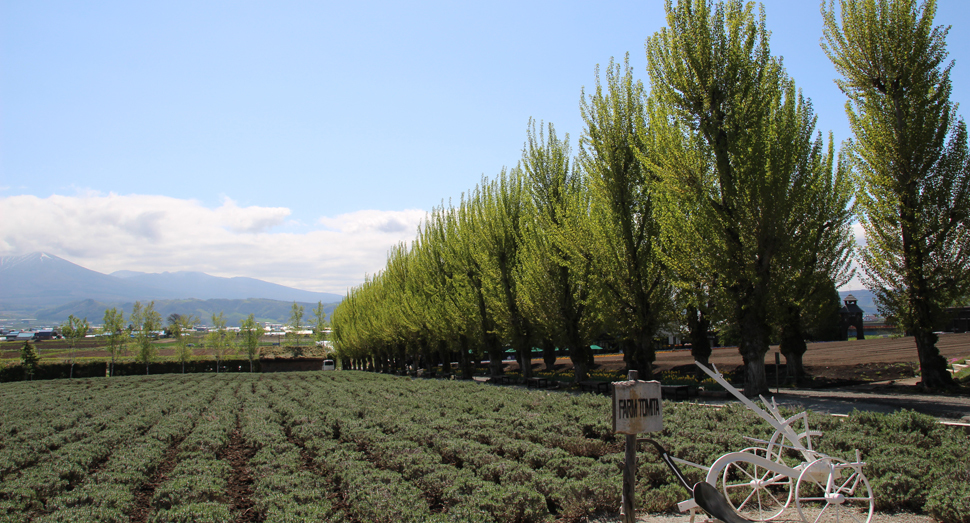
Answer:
[647,0,836,395]
[61,314,89,379]
[823,0,969,389]
[287,302,305,351]
[456,182,510,377]
[171,313,198,374]
[20,341,39,380]
[773,142,855,383]
[102,307,126,376]
[207,312,235,372]
[132,301,161,375]
[407,212,478,377]
[519,119,600,382]
[582,56,670,379]
[240,314,262,372]
[470,171,535,378]
[312,301,328,351]
[381,242,420,373]
[431,204,487,377]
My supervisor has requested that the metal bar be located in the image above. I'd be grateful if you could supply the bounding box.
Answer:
[695,362,811,459]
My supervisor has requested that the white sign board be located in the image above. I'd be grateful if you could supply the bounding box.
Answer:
[612,380,662,434]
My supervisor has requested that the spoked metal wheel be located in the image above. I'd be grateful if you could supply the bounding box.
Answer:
[720,448,793,521]
[795,458,873,523]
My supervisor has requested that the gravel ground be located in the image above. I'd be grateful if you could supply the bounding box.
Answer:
[768,385,970,423]
[680,377,970,424]
[627,511,936,522]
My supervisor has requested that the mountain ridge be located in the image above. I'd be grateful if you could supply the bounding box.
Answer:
[0,252,343,319]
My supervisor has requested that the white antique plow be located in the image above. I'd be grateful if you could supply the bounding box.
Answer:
[650,361,874,523]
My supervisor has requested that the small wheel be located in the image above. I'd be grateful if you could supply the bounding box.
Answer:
[795,458,873,523]
[720,448,793,521]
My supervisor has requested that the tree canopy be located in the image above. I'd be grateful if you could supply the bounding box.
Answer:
[329,0,964,394]
[823,0,970,389]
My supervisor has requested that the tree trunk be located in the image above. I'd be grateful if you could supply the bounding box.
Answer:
[570,345,590,383]
[517,347,533,379]
[624,332,654,380]
[779,306,807,385]
[438,340,451,374]
[738,310,770,396]
[488,347,504,378]
[914,328,954,389]
[687,305,712,380]
[895,178,955,389]
[541,339,557,370]
[458,335,474,379]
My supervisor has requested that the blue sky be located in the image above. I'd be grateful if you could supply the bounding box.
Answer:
[2,0,968,293]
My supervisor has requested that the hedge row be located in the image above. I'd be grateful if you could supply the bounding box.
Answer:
[0,359,260,383]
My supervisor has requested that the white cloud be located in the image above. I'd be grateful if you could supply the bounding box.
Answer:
[216,197,291,233]
[318,209,429,234]
[840,221,868,291]
[0,193,427,294]
[851,221,866,247]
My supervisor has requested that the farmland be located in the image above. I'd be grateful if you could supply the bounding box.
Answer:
[2,372,968,523]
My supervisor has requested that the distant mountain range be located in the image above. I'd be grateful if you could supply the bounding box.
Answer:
[0,252,343,324]
[30,298,339,328]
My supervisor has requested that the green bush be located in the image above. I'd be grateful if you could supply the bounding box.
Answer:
[925,480,970,523]
[149,502,232,523]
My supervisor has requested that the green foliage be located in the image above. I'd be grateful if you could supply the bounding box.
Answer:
[170,314,199,373]
[646,0,852,395]
[239,314,261,372]
[59,315,90,377]
[822,0,970,389]
[519,119,599,381]
[581,55,669,379]
[19,342,38,380]
[924,480,970,523]
[131,301,162,374]
[311,301,328,347]
[205,312,235,372]
[0,358,261,382]
[101,307,127,375]
[287,302,304,350]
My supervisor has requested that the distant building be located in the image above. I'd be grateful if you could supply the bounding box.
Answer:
[839,295,865,340]
[944,306,970,333]
[34,328,59,340]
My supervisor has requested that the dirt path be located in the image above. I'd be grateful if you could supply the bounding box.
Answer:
[221,428,261,523]
[523,332,970,378]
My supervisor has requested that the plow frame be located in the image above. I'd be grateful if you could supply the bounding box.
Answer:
[673,362,875,523]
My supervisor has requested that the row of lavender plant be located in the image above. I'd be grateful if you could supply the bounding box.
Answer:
[0,376,218,522]
[3,371,967,522]
[146,376,241,523]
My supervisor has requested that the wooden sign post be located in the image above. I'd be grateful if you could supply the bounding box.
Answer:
[612,370,662,523]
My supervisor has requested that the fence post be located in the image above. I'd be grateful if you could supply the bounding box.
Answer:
[621,369,638,523]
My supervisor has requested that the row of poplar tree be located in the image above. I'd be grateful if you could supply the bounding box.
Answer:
[331,0,970,395]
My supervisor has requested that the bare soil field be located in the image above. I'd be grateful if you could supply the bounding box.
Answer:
[515,332,970,386]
